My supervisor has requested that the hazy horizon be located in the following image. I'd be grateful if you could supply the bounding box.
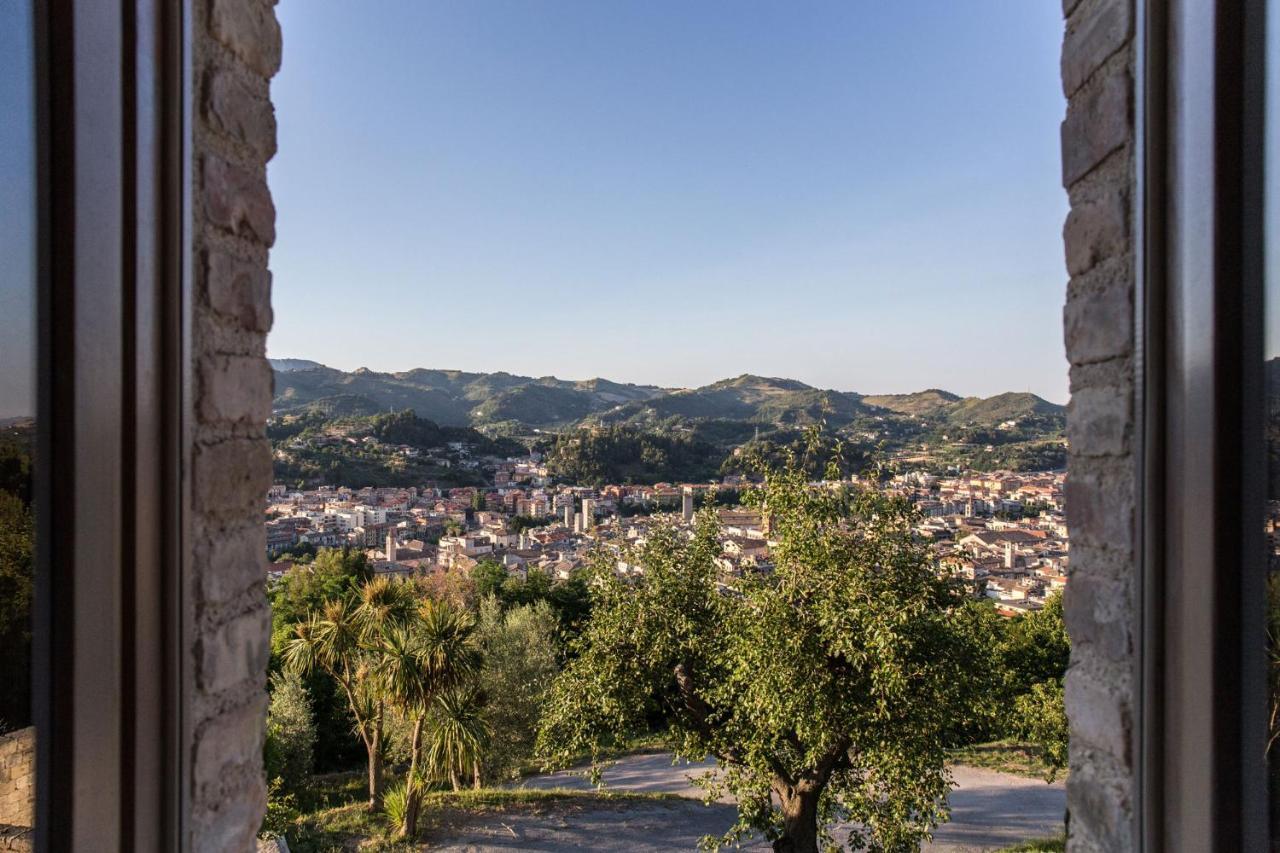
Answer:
[269,2,1069,402]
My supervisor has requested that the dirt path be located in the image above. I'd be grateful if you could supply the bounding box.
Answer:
[421,752,1064,851]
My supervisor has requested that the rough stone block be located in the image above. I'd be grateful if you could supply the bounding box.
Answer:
[1063,573,1130,662]
[205,69,277,161]
[209,0,282,78]
[198,354,273,426]
[1061,68,1130,187]
[205,248,273,333]
[200,522,267,605]
[1062,0,1132,97]
[203,154,276,246]
[1064,465,1133,554]
[193,438,273,522]
[1063,186,1127,276]
[1064,275,1132,364]
[198,605,271,693]
[192,772,267,853]
[1068,381,1130,456]
[192,693,267,801]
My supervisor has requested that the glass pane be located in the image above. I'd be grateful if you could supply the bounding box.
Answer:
[0,0,37,841]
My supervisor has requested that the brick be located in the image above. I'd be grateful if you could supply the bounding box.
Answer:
[199,522,267,605]
[205,248,273,334]
[1064,274,1132,363]
[198,605,271,693]
[1061,68,1130,187]
[193,438,273,522]
[209,0,282,78]
[205,69,277,161]
[1063,186,1127,276]
[1064,466,1133,554]
[1067,381,1130,456]
[198,354,274,426]
[203,154,276,246]
[1062,0,1132,97]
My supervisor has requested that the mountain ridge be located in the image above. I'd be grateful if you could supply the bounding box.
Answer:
[270,359,1065,431]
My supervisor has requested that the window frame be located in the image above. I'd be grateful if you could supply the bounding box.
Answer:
[32,1,191,849]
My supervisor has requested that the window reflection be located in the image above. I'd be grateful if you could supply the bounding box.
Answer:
[0,0,37,840]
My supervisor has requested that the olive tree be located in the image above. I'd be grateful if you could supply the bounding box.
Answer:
[536,448,994,853]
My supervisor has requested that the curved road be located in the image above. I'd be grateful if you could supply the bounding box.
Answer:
[514,751,1065,851]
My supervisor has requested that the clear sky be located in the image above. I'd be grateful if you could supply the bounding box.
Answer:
[267,2,1070,400]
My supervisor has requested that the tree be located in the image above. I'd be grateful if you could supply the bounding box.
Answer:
[536,444,995,853]
[997,591,1068,696]
[426,684,490,791]
[282,577,415,811]
[1014,680,1067,782]
[475,597,560,780]
[470,559,509,600]
[264,671,317,793]
[378,597,480,838]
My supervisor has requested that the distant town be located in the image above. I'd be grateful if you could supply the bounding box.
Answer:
[265,446,1067,616]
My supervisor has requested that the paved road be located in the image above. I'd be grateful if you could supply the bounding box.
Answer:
[511,751,1065,852]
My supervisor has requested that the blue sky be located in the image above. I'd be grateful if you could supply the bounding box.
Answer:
[269,2,1070,399]
[0,0,35,420]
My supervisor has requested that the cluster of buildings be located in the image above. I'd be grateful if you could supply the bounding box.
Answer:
[264,460,1068,614]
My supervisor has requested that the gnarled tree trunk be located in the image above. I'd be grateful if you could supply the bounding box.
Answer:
[772,782,821,853]
[400,715,426,838]
[366,706,384,812]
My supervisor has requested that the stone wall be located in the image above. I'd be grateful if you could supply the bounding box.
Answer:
[1059,0,1137,851]
[190,0,280,849]
[0,727,34,830]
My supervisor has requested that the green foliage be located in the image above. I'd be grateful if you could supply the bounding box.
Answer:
[260,776,302,838]
[1013,681,1068,782]
[425,685,490,790]
[0,427,33,732]
[475,597,561,781]
[265,671,318,793]
[381,781,410,830]
[470,560,508,600]
[997,592,1069,697]
[545,426,723,486]
[537,438,999,852]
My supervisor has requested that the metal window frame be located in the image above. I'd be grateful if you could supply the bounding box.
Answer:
[32,0,191,849]
[1140,0,1271,849]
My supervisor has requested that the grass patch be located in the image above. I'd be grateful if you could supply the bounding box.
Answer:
[270,782,686,852]
[996,835,1066,852]
[947,740,1061,781]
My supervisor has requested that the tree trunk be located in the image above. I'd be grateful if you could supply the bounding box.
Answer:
[367,706,384,812]
[400,715,426,838]
[473,759,482,790]
[450,769,461,792]
[772,785,821,853]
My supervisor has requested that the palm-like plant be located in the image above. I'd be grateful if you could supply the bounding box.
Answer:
[283,579,417,812]
[377,597,480,839]
[426,684,491,791]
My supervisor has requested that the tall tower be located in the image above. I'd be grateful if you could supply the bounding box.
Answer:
[385,529,397,563]
[582,498,596,530]
[681,488,694,523]
[563,504,574,528]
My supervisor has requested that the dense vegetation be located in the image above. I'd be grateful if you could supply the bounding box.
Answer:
[544,426,724,485]
[534,444,1053,853]
[269,409,522,489]
[0,425,33,733]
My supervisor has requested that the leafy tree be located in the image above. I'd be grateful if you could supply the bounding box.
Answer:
[537,444,995,853]
[997,592,1069,697]
[470,559,509,600]
[1014,680,1068,782]
[475,597,560,780]
[264,671,317,793]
